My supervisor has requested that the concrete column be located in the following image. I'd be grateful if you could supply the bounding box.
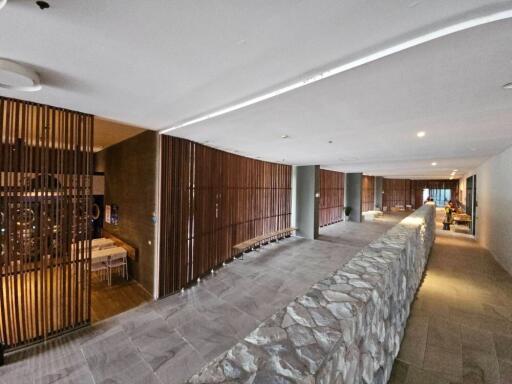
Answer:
[291,165,319,239]
[374,176,383,210]
[344,173,362,222]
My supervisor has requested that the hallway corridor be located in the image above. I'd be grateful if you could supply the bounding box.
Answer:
[390,231,512,383]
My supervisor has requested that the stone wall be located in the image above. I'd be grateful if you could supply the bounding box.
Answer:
[187,204,436,384]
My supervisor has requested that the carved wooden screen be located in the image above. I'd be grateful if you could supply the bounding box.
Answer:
[159,136,291,296]
[361,175,375,212]
[319,169,344,227]
[0,97,93,350]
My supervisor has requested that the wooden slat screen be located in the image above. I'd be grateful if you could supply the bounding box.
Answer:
[361,175,375,212]
[382,178,412,209]
[412,179,459,208]
[0,97,93,350]
[383,178,459,209]
[319,169,344,227]
[159,136,291,296]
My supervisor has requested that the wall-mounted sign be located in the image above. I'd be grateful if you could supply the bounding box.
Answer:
[105,204,111,224]
[111,204,119,225]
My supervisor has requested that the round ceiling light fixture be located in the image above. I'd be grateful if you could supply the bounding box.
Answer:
[431,162,437,166]
[0,59,42,92]
[503,82,512,89]
[417,131,426,138]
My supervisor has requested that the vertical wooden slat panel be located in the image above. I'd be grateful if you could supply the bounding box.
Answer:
[0,96,93,350]
[319,169,344,227]
[159,136,291,297]
[383,178,459,210]
[361,175,375,212]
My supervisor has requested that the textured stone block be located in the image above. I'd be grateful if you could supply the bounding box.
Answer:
[186,205,436,383]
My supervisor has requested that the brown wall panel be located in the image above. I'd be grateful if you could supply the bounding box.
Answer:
[102,131,157,295]
[0,97,93,350]
[361,175,375,212]
[159,137,291,297]
[383,178,459,209]
[382,179,412,209]
[319,170,344,227]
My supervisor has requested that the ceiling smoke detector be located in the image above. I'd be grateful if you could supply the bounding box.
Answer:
[0,59,42,92]
[36,1,50,10]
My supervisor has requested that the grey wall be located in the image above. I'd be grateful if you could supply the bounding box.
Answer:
[345,173,362,222]
[102,130,158,295]
[464,145,512,276]
[292,165,319,239]
[375,176,383,210]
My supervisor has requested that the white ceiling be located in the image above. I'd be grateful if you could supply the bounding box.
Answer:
[1,1,512,178]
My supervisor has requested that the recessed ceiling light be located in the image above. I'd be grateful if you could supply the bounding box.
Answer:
[0,59,42,92]
[503,82,512,89]
[417,131,426,138]
[281,134,289,139]
[431,162,437,166]
[453,169,458,172]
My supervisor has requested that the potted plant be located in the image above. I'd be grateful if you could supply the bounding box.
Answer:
[344,206,352,221]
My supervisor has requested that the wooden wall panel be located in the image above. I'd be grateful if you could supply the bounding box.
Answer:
[382,179,412,209]
[159,137,291,297]
[319,170,344,227]
[383,178,459,209]
[412,179,459,207]
[361,175,375,212]
[0,97,93,350]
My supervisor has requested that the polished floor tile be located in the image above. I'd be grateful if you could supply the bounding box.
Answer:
[1,216,402,384]
[391,219,512,384]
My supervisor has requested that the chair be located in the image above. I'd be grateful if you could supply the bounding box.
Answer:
[90,255,109,285]
[109,252,128,282]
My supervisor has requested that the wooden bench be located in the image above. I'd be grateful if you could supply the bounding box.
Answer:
[232,227,297,259]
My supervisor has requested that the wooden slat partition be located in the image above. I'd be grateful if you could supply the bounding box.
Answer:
[319,169,344,227]
[159,137,291,296]
[361,175,375,212]
[412,179,459,208]
[383,178,459,209]
[0,97,93,350]
[382,178,412,209]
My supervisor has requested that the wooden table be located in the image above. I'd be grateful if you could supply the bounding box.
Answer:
[91,246,127,260]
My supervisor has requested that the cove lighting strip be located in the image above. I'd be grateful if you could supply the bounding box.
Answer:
[160,8,512,135]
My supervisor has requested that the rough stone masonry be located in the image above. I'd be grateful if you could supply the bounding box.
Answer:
[187,204,436,384]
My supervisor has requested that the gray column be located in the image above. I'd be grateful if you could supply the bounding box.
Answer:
[344,173,362,222]
[374,176,383,210]
[291,165,319,239]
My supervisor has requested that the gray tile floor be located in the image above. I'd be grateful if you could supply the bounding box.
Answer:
[1,216,402,384]
[389,225,512,384]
